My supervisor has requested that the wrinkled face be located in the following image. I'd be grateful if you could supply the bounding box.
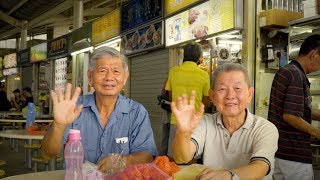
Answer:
[88,56,128,97]
[210,71,254,118]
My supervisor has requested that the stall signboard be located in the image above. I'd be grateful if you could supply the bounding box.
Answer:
[30,43,47,63]
[3,67,18,76]
[165,0,234,47]
[121,0,162,33]
[18,48,30,66]
[48,34,70,59]
[3,53,17,69]
[165,0,202,16]
[0,57,2,70]
[72,21,92,43]
[121,21,163,55]
[92,9,120,45]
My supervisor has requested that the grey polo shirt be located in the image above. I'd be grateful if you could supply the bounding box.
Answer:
[191,109,278,179]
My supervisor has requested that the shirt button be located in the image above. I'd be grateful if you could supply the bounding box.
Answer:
[224,134,227,137]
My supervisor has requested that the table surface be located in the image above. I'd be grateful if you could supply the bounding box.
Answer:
[0,130,44,140]
[0,119,53,123]
[2,170,65,180]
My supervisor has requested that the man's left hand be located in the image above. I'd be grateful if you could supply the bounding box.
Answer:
[97,154,126,174]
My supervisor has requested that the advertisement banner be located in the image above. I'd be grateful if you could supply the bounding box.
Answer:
[165,0,234,47]
[30,43,47,63]
[3,67,18,76]
[48,34,70,59]
[92,9,120,45]
[121,0,162,33]
[165,0,201,16]
[3,53,17,69]
[18,48,30,66]
[121,21,163,55]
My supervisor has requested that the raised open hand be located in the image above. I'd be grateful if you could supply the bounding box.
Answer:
[171,90,204,135]
[51,83,83,126]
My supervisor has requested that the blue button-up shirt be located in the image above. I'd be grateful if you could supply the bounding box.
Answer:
[62,93,158,164]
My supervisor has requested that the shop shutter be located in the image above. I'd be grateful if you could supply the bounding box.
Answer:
[130,49,169,150]
[22,65,33,89]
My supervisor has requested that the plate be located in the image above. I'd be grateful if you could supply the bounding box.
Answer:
[153,28,162,46]
[146,25,155,44]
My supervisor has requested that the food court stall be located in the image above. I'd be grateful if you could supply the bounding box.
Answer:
[165,0,243,82]
[30,42,51,112]
[70,22,93,95]
[119,0,166,149]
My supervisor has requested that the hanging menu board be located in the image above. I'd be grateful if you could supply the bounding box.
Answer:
[30,43,47,63]
[121,21,164,55]
[121,0,162,33]
[48,34,70,59]
[55,58,67,92]
[18,48,30,66]
[3,53,17,69]
[165,0,234,47]
[3,67,18,76]
[92,9,120,45]
[165,0,202,16]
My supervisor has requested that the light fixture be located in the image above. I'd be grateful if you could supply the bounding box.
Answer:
[14,74,21,81]
[95,36,121,49]
[71,46,94,56]
[0,79,5,82]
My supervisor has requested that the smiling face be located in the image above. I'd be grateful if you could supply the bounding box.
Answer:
[88,56,128,97]
[210,71,254,118]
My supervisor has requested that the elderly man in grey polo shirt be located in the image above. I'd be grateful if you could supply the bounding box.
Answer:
[172,63,279,180]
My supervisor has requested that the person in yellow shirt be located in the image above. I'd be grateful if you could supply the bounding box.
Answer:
[165,42,210,157]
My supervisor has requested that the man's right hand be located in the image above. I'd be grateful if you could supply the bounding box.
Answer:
[50,83,83,127]
[171,90,204,135]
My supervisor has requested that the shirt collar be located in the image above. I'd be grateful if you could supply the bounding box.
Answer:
[182,61,198,67]
[216,109,254,130]
[290,60,310,86]
[81,93,131,114]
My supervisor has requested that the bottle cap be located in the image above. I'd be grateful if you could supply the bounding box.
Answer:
[68,129,81,141]
[28,102,34,107]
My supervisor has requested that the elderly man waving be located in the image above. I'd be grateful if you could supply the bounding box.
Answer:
[41,47,157,173]
[172,63,278,180]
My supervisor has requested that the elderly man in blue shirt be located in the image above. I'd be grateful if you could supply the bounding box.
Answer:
[41,46,158,173]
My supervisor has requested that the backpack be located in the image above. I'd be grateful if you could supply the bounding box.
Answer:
[157,91,171,112]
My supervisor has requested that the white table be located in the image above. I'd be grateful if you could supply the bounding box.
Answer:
[2,170,65,180]
[0,130,44,169]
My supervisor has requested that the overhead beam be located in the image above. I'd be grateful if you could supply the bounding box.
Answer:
[7,0,30,15]
[27,0,73,27]
[84,7,113,16]
[0,11,21,28]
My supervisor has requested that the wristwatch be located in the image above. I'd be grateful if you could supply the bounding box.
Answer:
[227,170,240,180]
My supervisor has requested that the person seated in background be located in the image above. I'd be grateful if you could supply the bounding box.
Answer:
[21,87,34,108]
[41,46,158,173]
[0,90,12,111]
[10,89,24,111]
[172,63,279,180]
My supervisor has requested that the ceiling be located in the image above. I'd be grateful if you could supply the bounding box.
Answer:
[0,0,124,41]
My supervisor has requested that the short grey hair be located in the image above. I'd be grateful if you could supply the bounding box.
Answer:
[89,46,128,72]
[211,63,251,89]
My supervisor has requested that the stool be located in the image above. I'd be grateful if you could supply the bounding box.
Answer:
[24,143,41,163]
[32,155,63,172]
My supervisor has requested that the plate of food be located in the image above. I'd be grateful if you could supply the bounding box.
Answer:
[139,33,147,49]
[153,28,162,46]
[131,31,139,48]
[120,36,127,50]
[146,25,155,44]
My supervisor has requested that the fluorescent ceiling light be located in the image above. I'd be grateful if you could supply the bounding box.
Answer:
[71,46,93,56]
[95,36,121,49]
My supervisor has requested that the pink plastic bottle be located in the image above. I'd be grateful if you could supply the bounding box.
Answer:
[65,129,84,180]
